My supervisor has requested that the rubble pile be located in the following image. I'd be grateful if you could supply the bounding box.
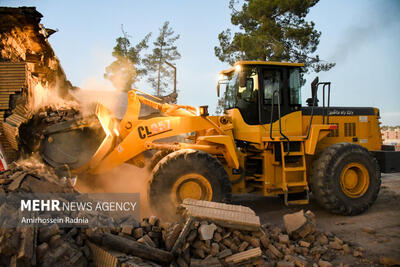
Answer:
[0,162,380,267]
[83,199,374,267]
[0,157,76,194]
[0,159,89,266]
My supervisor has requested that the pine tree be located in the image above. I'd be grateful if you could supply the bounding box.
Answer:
[105,25,151,91]
[214,0,335,113]
[215,0,335,74]
[143,21,181,96]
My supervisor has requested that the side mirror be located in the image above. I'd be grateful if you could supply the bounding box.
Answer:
[311,76,319,99]
[307,76,319,107]
[217,83,220,97]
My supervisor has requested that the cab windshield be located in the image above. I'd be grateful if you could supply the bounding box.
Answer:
[224,67,259,124]
[222,65,302,125]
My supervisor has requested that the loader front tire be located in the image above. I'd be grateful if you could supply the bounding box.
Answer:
[311,143,381,215]
[148,149,232,219]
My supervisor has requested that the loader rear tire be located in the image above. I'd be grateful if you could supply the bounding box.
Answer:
[148,149,232,219]
[311,143,381,215]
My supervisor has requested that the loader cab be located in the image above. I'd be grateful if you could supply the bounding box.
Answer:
[218,61,304,125]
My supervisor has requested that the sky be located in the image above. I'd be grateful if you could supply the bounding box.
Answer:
[2,0,400,125]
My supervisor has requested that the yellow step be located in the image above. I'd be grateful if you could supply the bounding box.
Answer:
[284,167,306,172]
[286,182,307,187]
[284,151,304,156]
[287,199,309,205]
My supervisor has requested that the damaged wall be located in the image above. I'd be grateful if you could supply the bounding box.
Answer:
[0,7,74,162]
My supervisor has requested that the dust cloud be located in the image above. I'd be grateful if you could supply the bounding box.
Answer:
[30,82,79,111]
[75,163,153,219]
[330,1,400,63]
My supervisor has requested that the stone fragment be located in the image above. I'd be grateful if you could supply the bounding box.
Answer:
[213,232,222,242]
[36,242,49,260]
[211,242,219,256]
[277,260,295,267]
[121,225,133,235]
[186,230,197,243]
[137,234,156,247]
[238,241,249,252]
[260,234,270,249]
[342,244,351,254]
[38,224,59,243]
[268,244,283,259]
[133,227,144,239]
[283,210,315,239]
[328,241,342,250]
[318,260,333,267]
[193,248,206,259]
[299,241,310,248]
[176,257,188,267]
[316,234,329,245]
[279,234,290,244]
[217,248,232,259]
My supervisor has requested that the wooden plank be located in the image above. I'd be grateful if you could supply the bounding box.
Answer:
[2,122,19,150]
[0,88,24,91]
[6,113,27,126]
[0,82,25,85]
[87,242,119,267]
[87,232,174,264]
[224,247,262,264]
[0,88,24,92]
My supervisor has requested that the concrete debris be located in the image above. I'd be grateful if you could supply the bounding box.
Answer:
[283,209,316,239]
[179,198,260,231]
[198,223,217,240]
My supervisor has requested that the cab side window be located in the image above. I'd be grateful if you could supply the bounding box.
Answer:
[263,70,282,104]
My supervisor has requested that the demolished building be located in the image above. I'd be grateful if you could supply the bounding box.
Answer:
[0,6,74,163]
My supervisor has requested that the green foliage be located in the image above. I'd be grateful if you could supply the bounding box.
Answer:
[143,21,181,96]
[105,26,151,91]
[215,0,335,73]
[214,0,335,113]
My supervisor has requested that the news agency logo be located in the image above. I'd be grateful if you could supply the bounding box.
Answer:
[20,199,137,212]
[0,193,141,227]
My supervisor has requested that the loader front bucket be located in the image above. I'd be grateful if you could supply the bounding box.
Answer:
[39,104,120,173]
[40,115,106,170]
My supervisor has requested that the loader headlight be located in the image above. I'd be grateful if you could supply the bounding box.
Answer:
[235,65,241,72]
[199,105,209,117]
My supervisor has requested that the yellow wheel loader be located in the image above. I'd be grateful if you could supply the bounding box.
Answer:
[39,61,400,216]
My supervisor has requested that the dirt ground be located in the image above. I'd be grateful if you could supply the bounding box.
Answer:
[232,172,400,265]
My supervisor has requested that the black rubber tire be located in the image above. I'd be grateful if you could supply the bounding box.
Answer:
[311,143,381,215]
[147,149,174,171]
[148,149,232,218]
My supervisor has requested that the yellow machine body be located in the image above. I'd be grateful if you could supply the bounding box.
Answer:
[76,61,385,206]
